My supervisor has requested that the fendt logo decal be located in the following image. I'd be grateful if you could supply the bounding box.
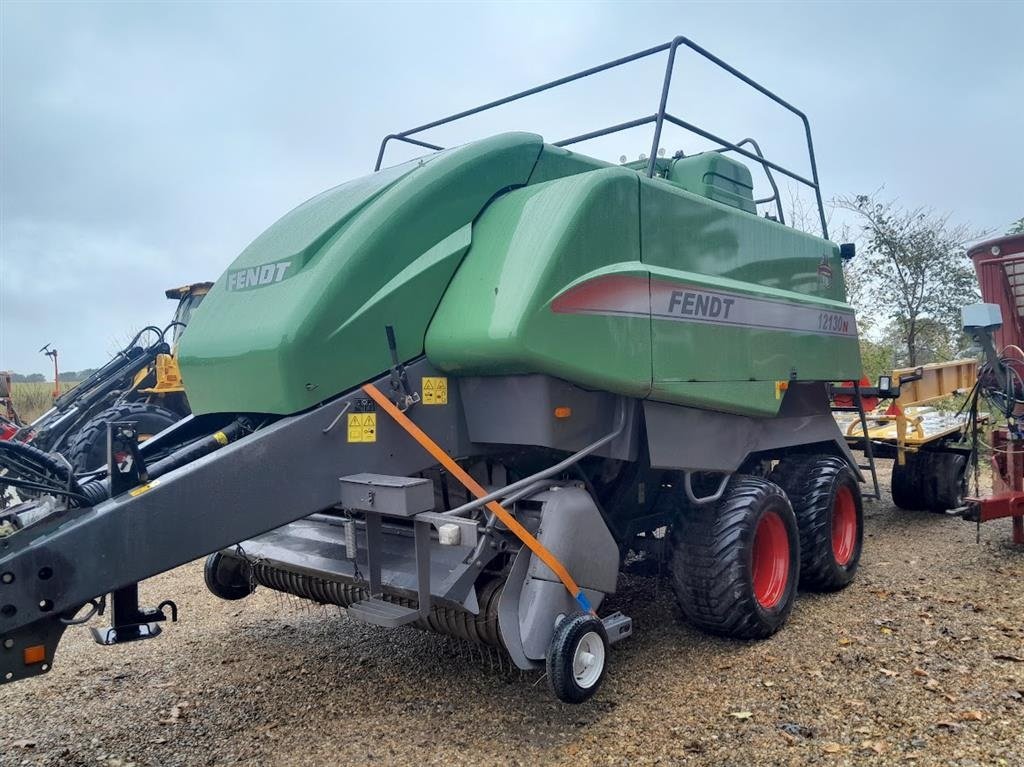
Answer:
[551,274,857,338]
[666,290,735,320]
[226,260,292,291]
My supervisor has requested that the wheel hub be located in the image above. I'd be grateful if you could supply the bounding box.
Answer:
[752,510,789,608]
[831,485,857,566]
[572,630,606,689]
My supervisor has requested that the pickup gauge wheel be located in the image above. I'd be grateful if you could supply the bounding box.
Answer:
[546,613,609,704]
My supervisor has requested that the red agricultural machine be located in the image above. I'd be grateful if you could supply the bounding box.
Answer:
[963,232,1024,544]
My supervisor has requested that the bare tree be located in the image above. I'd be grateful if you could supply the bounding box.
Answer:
[837,194,984,366]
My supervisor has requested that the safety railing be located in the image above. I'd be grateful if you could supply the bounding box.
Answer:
[374,36,828,238]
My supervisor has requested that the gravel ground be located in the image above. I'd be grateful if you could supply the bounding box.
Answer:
[1,459,1022,767]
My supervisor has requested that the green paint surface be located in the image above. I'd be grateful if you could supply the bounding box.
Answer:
[179,133,542,414]
[181,132,861,417]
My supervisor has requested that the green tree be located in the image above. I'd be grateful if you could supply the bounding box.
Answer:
[1009,217,1024,235]
[838,194,983,367]
[858,337,895,383]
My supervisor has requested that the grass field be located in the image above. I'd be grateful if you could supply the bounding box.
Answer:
[9,381,76,423]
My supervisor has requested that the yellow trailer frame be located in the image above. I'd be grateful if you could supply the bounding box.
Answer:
[836,359,983,464]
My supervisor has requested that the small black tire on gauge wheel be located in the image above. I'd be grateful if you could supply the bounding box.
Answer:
[770,455,863,592]
[547,613,609,704]
[671,476,799,640]
[891,450,968,513]
[204,552,255,601]
[64,401,181,473]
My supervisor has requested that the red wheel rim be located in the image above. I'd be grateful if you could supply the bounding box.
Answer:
[832,485,857,566]
[752,510,790,608]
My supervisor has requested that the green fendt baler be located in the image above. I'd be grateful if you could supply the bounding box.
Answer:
[0,37,871,706]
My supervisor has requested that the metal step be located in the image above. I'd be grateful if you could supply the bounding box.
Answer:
[829,382,883,500]
[346,596,421,628]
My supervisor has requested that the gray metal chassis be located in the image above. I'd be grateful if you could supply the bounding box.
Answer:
[0,359,855,682]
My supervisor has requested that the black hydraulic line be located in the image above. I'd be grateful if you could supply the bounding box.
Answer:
[0,439,73,487]
[162,321,186,337]
[51,326,165,411]
[27,342,170,454]
[75,420,248,504]
[0,439,105,507]
[47,348,142,414]
[138,420,246,481]
[0,477,90,505]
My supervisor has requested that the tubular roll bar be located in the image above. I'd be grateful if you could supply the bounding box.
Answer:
[374,36,828,238]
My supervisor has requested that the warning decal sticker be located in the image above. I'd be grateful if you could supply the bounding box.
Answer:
[347,413,377,443]
[422,377,448,405]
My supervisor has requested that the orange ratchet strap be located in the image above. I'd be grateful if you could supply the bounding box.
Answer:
[362,383,594,614]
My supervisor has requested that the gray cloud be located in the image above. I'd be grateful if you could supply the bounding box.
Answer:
[2,1,1022,373]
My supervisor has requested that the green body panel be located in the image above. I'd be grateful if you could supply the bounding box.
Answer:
[179,133,543,415]
[427,144,860,418]
[640,178,860,415]
[181,131,861,418]
[525,144,612,185]
[426,168,652,397]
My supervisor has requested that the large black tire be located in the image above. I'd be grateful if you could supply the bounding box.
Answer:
[769,455,863,592]
[64,402,181,473]
[670,476,799,640]
[891,451,968,513]
[546,613,609,704]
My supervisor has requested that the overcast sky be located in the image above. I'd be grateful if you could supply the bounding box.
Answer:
[1,1,1021,374]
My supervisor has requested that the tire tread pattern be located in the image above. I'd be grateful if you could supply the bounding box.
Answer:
[769,455,861,592]
[891,452,967,512]
[670,476,797,640]
[64,401,181,472]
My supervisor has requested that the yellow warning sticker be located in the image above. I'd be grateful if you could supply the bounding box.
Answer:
[421,376,448,405]
[347,413,377,443]
[129,480,159,497]
[774,381,789,400]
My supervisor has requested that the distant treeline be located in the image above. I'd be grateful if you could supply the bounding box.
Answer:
[7,370,99,383]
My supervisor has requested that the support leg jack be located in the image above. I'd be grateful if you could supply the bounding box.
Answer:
[90,584,177,646]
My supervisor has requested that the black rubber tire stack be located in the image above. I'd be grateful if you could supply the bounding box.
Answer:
[64,401,181,473]
[890,451,968,513]
[670,476,799,639]
[769,455,863,592]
